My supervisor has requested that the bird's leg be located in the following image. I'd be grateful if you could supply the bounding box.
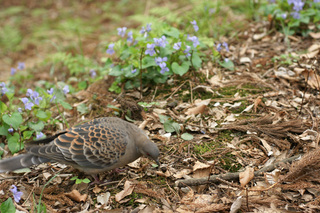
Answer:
[90,174,104,185]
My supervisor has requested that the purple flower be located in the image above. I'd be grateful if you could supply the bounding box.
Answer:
[224,58,230,63]
[0,82,8,95]
[117,27,127,37]
[292,0,304,11]
[21,97,28,105]
[190,20,199,32]
[106,43,115,55]
[47,88,54,95]
[90,69,96,78]
[155,57,168,65]
[50,95,56,102]
[26,88,33,97]
[127,31,133,42]
[216,43,222,52]
[187,35,200,47]
[17,62,25,70]
[154,36,168,48]
[140,26,146,34]
[140,23,152,37]
[145,43,156,56]
[10,185,23,203]
[287,0,295,5]
[18,108,22,113]
[155,57,169,74]
[146,23,152,32]
[173,42,181,50]
[63,85,69,94]
[281,13,287,19]
[11,68,17,75]
[36,132,45,139]
[222,42,229,52]
[27,90,43,106]
[8,128,14,133]
[131,69,137,74]
[314,0,320,3]
[21,97,34,110]
[184,45,191,57]
[291,11,300,19]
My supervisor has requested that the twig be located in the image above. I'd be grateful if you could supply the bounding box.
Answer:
[189,80,193,104]
[175,154,301,187]
[152,86,158,102]
[139,48,144,100]
[166,81,187,101]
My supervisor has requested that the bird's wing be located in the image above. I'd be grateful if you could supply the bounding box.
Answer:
[26,122,129,169]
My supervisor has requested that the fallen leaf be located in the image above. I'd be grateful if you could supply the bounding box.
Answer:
[239,167,254,187]
[185,105,206,115]
[173,169,192,179]
[309,32,320,39]
[230,196,242,213]
[93,185,102,194]
[193,161,210,171]
[301,69,320,90]
[97,192,110,205]
[65,189,88,202]
[115,181,135,202]
[208,75,223,87]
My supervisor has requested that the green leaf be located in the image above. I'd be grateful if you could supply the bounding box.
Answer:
[78,81,87,90]
[36,110,51,121]
[181,133,194,141]
[82,178,91,183]
[8,132,23,154]
[158,114,168,124]
[0,197,16,213]
[108,65,122,76]
[163,27,180,38]
[164,120,180,133]
[70,176,78,180]
[77,103,88,115]
[2,112,23,130]
[0,125,9,136]
[28,121,44,132]
[172,61,190,76]
[192,53,202,69]
[23,130,34,140]
[142,56,157,69]
[0,143,4,159]
[220,59,234,71]
[59,100,72,110]
[0,101,7,113]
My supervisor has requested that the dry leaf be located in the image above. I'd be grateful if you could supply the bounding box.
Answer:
[65,189,88,202]
[239,167,254,187]
[208,75,223,87]
[309,32,320,39]
[173,169,192,179]
[240,57,251,64]
[230,196,242,213]
[97,192,110,205]
[193,161,210,171]
[301,69,320,90]
[93,185,102,194]
[193,161,211,179]
[185,105,206,115]
[115,181,134,202]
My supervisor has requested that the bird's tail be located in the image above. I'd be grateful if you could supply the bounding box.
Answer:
[0,154,50,172]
